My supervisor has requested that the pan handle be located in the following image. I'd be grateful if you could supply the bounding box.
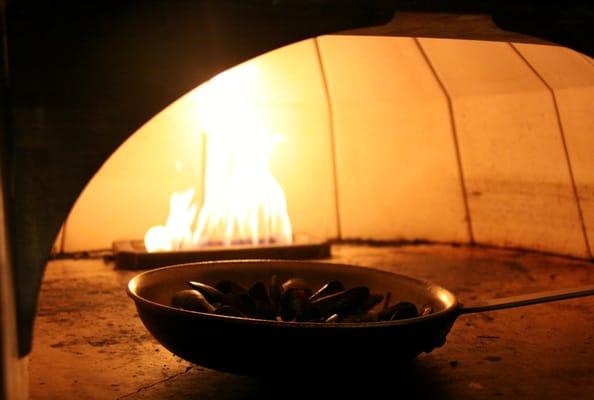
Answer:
[458,284,594,315]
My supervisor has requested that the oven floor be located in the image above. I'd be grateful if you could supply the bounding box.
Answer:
[29,245,594,399]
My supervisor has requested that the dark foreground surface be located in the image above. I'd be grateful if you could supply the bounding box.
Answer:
[30,244,594,399]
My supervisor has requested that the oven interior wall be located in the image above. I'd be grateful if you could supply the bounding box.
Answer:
[60,36,594,259]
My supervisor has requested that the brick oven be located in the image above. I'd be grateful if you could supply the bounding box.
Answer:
[1,1,594,399]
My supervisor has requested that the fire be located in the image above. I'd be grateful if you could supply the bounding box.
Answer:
[144,64,293,252]
[144,188,197,251]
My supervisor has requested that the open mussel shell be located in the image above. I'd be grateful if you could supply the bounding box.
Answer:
[281,278,310,290]
[247,282,277,320]
[356,293,384,313]
[249,282,270,302]
[325,313,339,323]
[175,276,428,324]
[171,289,216,313]
[215,280,247,294]
[311,286,370,318]
[281,278,313,296]
[222,293,257,317]
[187,280,224,303]
[280,287,317,321]
[379,301,419,321]
[309,280,345,301]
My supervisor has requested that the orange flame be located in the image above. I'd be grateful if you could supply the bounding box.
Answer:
[144,64,293,252]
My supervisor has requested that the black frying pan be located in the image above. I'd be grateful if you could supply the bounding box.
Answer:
[127,260,594,375]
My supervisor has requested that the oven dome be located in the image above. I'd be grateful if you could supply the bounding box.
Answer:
[61,35,594,259]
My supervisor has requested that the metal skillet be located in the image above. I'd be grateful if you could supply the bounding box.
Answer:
[127,260,594,375]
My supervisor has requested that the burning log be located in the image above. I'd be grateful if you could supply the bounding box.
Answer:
[113,238,330,269]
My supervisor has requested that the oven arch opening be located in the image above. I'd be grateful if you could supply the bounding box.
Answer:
[61,36,594,261]
[7,2,591,396]
[4,6,590,396]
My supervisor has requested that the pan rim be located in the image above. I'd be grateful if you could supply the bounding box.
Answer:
[127,259,460,328]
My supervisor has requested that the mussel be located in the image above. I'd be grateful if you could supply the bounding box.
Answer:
[170,276,428,324]
[249,282,270,302]
[280,287,317,321]
[379,301,419,321]
[171,290,216,313]
[249,282,276,320]
[420,304,434,316]
[221,292,257,317]
[311,286,370,318]
[356,293,384,313]
[215,280,247,294]
[187,280,224,303]
[281,278,313,298]
[309,280,345,301]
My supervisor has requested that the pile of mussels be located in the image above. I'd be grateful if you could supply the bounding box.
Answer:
[171,277,434,323]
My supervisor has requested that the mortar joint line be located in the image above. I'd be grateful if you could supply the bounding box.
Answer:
[314,37,342,240]
[509,42,592,259]
[413,37,475,244]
